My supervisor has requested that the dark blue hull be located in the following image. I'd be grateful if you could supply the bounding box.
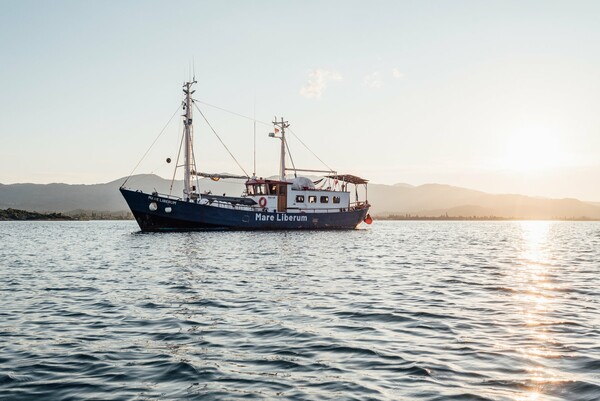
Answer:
[120,188,369,231]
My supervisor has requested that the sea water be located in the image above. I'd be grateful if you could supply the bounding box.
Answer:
[1,221,599,400]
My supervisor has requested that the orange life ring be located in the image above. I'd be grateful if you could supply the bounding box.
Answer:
[258,197,267,207]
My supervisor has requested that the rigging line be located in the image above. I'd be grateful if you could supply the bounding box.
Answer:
[284,138,297,178]
[170,128,185,196]
[190,123,201,194]
[192,102,250,177]
[149,160,169,175]
[121,104,182,187]
[287,127,335,173]
[253,95,256,177]
[194,99,271,127]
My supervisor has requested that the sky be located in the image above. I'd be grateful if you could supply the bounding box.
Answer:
[1,0,599,200]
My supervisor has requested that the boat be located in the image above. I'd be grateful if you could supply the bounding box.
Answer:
[120,80,371,231]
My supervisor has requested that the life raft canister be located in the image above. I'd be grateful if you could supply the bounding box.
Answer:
[258,197,267,207]
[364,214,373,224]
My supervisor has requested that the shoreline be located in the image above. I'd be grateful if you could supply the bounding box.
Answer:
[2,208,598,222]
[0,208,132,221]
[375,215,600,222]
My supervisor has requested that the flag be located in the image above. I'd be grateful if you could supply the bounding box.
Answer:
[274,128,280,133]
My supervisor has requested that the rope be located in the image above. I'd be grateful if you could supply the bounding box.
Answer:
[194,98,334,175]
[284,138,297,178]
[192,102,250,177]
[169,129,185,196]
[194,99,271,127]
[190,124,201,193]
[121,104,182,187]
[287,127,335,173]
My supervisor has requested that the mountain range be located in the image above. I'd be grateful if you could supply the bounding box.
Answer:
[1,174,599,219]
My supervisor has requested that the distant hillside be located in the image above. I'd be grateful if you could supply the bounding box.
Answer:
[1,175,599,220]
[0,175,245,214]
[367,183,600,219]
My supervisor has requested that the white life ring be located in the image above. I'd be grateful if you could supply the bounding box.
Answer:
[258,197,267,207]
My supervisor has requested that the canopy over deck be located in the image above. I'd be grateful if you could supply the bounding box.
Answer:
[325,174,369,185]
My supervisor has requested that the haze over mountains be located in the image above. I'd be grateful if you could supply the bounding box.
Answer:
[367,183,600,219]
[1,174,599,219]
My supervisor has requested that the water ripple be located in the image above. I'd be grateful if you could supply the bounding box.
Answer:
[1,220,599,400]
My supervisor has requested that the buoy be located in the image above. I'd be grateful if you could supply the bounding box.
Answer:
[364,214,373,224]
[166,157,171,163]
[149,202,158,211]
[258,197,267,207]
[165,207,172,213]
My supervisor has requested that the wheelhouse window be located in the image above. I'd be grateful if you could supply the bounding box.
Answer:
[254,184,266,195]
[333,196,341,204]
[247,186,255,196]
[308,195,317,203]
[296,195,305,203]
[320,196,329,203]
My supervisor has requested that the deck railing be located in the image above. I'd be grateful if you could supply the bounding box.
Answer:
[198,199,369,214]
[142,190,369,213]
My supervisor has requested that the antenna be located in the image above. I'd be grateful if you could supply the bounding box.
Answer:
[253,95,256,178]
[192,56,196,81]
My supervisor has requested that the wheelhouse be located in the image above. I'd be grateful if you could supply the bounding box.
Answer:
[245,179,289,196]
[244,175,368,214]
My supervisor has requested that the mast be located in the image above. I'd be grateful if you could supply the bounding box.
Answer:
[253,97,256,178]
[272,117,289,181]
[182,80,196,200]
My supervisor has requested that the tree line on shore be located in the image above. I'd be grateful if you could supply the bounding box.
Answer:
[375,214,599,221]
[2,207,596,222]
[0,208,133,221]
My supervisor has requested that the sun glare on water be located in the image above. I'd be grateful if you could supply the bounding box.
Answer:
[512,221,576,400]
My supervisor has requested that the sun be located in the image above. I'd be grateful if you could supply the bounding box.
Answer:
[501,125,565,173]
